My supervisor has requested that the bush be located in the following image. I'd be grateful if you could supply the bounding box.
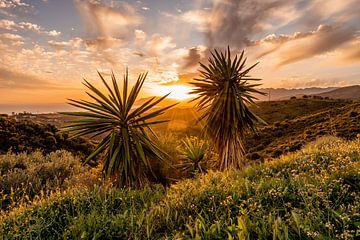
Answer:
[0,151,101,210]
[2,137,359,239]
[0,117,95,156]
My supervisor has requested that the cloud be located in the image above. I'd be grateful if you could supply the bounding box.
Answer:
[75,0,142,63]
[275,25,357,66]
[48,37,83,50]
[0,33,24,45]
[0,19,61,36]
[0,0,29,8]
[338,37,360,63]
[19,22,41,32]
[19,21,61,36]
[145,34,176,57]
[0,19,16,30]
[180,46,207,71]
[85,36,124,51]
[75,0,142,41]
[161,72,199,86]
[0,67,60,89]
[47,30,61,36]
[199,0,289,48]
[274,75,349,88]
[180,9,213,32]
[134,29,147,45]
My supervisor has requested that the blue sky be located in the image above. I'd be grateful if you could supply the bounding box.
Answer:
[0,0,359,109]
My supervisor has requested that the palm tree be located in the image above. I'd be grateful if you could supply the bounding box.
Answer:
[190,47,265,170]
[63,69,176,187]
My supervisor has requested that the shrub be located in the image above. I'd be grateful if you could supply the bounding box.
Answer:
[176,136,208,177]
[0,150,101,210]
[2,137,359,239]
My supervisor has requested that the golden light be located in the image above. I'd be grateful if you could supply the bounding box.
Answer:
[154,85,193,100]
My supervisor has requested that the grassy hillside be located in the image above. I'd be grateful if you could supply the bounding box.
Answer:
[3,99,357,165]
[1,137,359,239]
[152,99,359,162]
[250,99,350,124]
[317,85,360,100]
[245,101,360,160]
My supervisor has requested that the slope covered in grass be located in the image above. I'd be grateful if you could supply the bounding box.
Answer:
[1,137,359,239]
[245,102,360,160]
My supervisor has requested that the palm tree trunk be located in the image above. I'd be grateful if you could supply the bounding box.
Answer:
[218,134,246,170]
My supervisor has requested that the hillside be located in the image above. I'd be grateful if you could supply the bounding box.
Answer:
[2,137,359,239]
[151,99,350,132]
[245,101,360,160]
[2,99,357,162]
[253,87,338,101]
[0,117,94,155]
[152,99,359,161]
[316,85,360,100]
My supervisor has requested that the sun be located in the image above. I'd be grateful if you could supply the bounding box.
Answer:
[154,85,193,100]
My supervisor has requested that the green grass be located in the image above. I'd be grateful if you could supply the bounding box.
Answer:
[0,150,101,210]
[2,136,359,239]
[245,101,360,160]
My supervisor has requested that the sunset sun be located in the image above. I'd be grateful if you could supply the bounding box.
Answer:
[155,85,193,100]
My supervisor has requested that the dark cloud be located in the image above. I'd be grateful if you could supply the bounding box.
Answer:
[181,47,202,71]
[205,0,288,49]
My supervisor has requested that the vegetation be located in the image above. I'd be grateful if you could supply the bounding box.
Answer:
[0,150,101,210]
[191,47,265,170]
[2,137,359,239]
[63,70,175,187]
[176,136,209,176]
[0,116,94,156]
[245,102,360,160]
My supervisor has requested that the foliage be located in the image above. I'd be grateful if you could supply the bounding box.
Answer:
[63,70,175,187]
[2,137,359,239]
[0,117,94,156]
[245,101,360,161]
[0,150,101,210]
[176,136,208,176]
[191,47,265,170]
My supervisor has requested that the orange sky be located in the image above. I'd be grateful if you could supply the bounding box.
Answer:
[0,0,359,110]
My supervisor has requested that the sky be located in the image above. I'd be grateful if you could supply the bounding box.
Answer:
[0,0,360,112]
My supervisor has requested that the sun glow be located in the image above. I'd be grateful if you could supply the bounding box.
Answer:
[155,85,193,100]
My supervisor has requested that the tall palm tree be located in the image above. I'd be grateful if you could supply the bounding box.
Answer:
[63,69,176,187]
[190,47,265,170]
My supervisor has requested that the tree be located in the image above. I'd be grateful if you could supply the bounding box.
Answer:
[63,70,175,187]
[190,47,265,170]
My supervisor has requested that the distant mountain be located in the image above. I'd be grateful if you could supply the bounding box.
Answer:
[316,85,360,100]
[253,87,339,101]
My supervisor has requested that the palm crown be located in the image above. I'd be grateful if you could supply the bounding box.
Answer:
[191,47,265,170]
[63,70,175,187]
